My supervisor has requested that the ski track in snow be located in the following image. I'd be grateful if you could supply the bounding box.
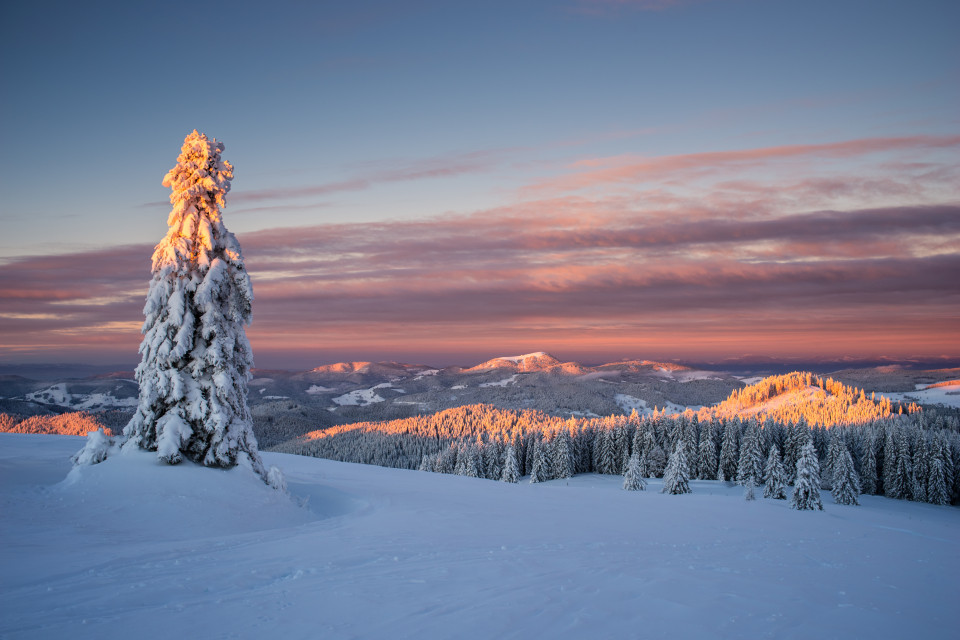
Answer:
[2,433,959,639]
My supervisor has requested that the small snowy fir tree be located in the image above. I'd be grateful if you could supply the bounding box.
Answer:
[790,440,823,510]
[763,445,787,500]
[622,452,646,491]
[115,131,278,486]
[744,477,756,501]
[831,444,861,506]
[661,441,691,495]
[501,445,521,483]
[71,428,114,466]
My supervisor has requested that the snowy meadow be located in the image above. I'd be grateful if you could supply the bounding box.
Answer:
[2,433,958,639]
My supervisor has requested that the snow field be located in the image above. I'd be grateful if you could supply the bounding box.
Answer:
[25,383,138,410]
[614,393,698,416]
[878,381,960,409]
[2,433,958,639]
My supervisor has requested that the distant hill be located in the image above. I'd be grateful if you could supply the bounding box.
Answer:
[0,412,114,437]
[462,352,586,374]
[5,356,958,444]
[706,371,916,427]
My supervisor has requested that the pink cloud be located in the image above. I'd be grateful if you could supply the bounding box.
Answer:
[3,198,957,365]
[530,135,960,194]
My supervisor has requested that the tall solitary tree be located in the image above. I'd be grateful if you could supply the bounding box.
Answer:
[122,131,266,477]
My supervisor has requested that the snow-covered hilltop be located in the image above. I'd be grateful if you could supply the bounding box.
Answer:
[463,351,585,373]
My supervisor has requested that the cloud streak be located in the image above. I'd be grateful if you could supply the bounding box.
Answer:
[3,199,958,366]
[531,135,960,194]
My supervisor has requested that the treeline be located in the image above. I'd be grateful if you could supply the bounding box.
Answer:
[0,411,118,436]
[271,401,960,506]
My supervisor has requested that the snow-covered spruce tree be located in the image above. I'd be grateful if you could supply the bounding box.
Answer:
[661,441,691,495]
[718,419,739,482]
[860,433,879,495]
[530,437,552,483]
[736,420,764,486]
[831,444,861,506]
[552,429,575,479]
[823,434,845,490]
[597,427,620,475]
[887,429,913,500]
[910,432,929,503]
[647,444,667,478]
[622,452,646,491]
[501,445,521,483]
[417,453,435,472]
[763,445,787,500]
[696,422,717,480]
[612,425,629,475]
[927,443,950,506]
[784,420,807,484]
[790,440,823,511]
[120,131,271,482]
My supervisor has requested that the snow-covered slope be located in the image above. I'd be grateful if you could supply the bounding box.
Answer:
[2,434,958,639]
[878,380,960,409]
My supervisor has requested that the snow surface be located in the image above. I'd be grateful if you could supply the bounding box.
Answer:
[25,383,138,410]
[653,369,723,382]
[877,381,960,409]
[332,383,391,406]
[500,351,550,363]
[2,433,959,640]
[479,374,519,388]
[615,393,699,416]
[305,384,335,394]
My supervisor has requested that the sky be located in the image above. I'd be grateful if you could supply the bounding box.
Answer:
[1,0,958,370]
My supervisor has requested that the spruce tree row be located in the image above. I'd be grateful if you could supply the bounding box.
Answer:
[272,403,960,506]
